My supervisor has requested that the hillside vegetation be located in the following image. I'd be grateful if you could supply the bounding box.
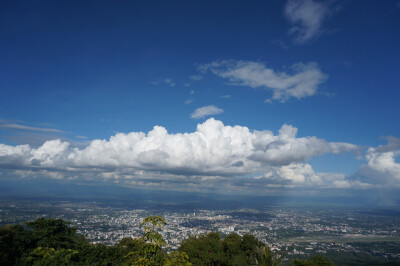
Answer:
[0,216,334,266]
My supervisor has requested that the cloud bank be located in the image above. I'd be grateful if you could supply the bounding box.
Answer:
[0,118,359,190]
[200,60,327,102]
[1,119,399,193]
[0,118,357,174]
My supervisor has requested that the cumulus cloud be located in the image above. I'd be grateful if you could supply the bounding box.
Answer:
[250,162,381,191]
[249,125,356,165]
[284,0,336,44]
[254,162,354,189]
[278,163,321,184]
[191,106,224,119]
[354,139,400,186]
[200,60,327,102]
[2,126,400,194]
[0,119,358,181]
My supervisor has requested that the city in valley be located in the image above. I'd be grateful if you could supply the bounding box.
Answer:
[1,198,399,265]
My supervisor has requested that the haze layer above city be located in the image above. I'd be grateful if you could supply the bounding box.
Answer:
[1,0,400,205]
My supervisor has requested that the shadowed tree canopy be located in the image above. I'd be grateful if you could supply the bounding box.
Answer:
[0,216,335,266]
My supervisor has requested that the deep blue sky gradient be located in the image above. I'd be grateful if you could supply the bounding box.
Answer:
[1,0,399,177]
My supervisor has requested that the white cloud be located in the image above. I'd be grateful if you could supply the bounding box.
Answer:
[278,163,321,184]
[3,131,400,194]
[184,99,193,104]
[0,119,358,183]
[249,124,356,165]
[191,105,224,119]
[254,162,352,189]
[200,60,327,102]
[356,148,400,186]
[284,0,335,44]
[334,137,400,190]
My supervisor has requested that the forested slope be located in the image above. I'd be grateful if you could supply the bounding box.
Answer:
[0,216,333,265]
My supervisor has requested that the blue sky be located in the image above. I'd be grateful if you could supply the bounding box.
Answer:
[1,0,400,197]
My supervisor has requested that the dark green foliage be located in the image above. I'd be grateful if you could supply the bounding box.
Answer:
[258,246,284,266]
[179,232,224,265]
[77,243,125,265]
[179,232,283,266]
[223,233,243,264]
[166,251,192,266]
[0,216,330,266]
[241,234,263,264]
[26,247,79,266]
[25,218,78,249]
[0,225,31,265]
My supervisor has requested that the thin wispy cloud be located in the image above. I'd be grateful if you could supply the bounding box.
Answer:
[190,75,203,81]
[185,90,195,104]
[284,0,336,44]
[164,78,175,87]
[150,78,176,87]
[271,39,290,49]
[191,105,224,119]
[200,60,327,102]
[0,120,64,133]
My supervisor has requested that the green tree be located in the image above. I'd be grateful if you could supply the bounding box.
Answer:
[25,218,77,249]
[125,216,169,265]
[257,246,284,266]
[179,232,225,265]
[165,251,192,266]
[240,234,264,264]
[25,247,78,265]
[77,242,124,265]
[0,225,32,265]
[223,233,246,265]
